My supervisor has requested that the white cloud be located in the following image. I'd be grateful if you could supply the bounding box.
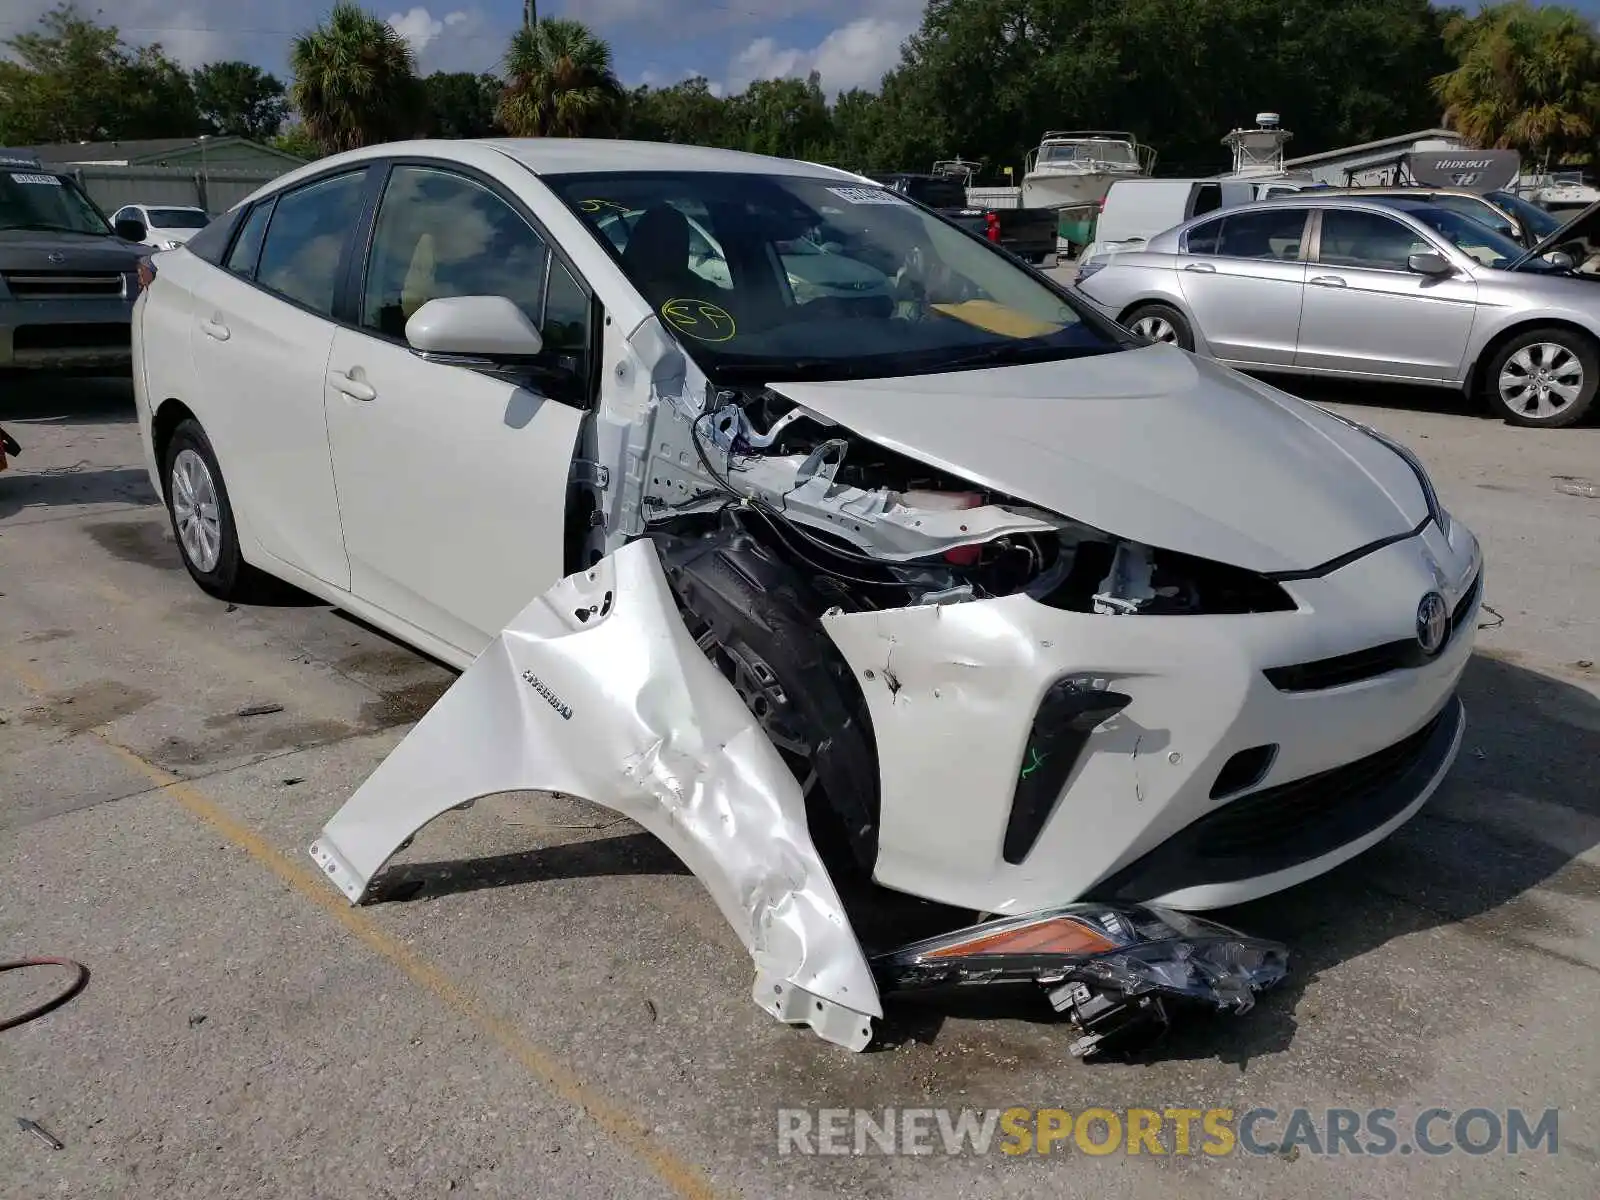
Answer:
[385,5,501,74]
[387,7,448,56]
[727,14,914,96]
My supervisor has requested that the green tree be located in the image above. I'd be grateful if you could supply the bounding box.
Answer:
[724,72,834,160]
[0,2,199,142]
[622,77,735,146]
[1433,0,1600,164]
[422,71,502,138]
[497,17,624,137]
[192,61,289,140]
[272,124,322,161]
[289,2,424,155]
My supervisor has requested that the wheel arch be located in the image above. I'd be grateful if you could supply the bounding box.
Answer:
[1467,317,1600,398]
[151,398,199,498]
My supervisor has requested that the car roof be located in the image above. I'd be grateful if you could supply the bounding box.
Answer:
[1190,195,1441,222]
[309,138,866,181]
[1308,185,1490,199]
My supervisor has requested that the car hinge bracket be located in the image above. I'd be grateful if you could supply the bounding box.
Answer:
[569,459,611,489]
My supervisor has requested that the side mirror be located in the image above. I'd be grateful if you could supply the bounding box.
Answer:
[1407,250,1453,276]
[1542,250,1576,270]
[114,217,147,242]
[404,295,544,362]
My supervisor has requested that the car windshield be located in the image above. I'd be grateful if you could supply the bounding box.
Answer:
[0,169,111,235]
[1389,203,1529,268]
[1486,190,1565,239]
[549,171,1121,382]
[148,207,209,228]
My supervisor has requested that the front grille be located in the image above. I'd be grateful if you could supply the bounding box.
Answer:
[2,271,125,298]
[1265,567,1482,693]
[13,323,131,351]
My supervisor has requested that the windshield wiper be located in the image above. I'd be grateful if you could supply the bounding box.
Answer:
[937,340,1117,371]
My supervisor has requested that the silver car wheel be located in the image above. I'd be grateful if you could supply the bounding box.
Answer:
[1498,342,1584,421]
[1132,314,1178,344]
[170,448,222,573]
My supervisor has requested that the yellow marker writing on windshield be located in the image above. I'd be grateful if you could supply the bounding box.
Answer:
[661,298,737,342]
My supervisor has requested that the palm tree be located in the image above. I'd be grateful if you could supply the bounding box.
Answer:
[290,2,424,155]
[497,17,623,137]
[1432,1,1600,164]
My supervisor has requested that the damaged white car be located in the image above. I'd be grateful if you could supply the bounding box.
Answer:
[132,140,1481,1054]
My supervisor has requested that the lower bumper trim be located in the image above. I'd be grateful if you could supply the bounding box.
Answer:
[1090,694,1464,903]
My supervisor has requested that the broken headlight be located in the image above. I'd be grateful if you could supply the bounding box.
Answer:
[874,904,1288,1057]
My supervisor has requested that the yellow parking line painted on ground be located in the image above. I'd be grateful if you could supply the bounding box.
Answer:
[0,653,722,1200]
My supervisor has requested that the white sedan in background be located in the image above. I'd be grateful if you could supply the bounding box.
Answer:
[111,203,210,249]
[130,138,1481,1053]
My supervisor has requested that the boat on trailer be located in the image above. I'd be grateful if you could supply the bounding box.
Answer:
[1020,131,1157,211]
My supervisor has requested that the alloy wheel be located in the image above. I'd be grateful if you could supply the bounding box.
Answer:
[1132,314,1179,344]
[1497,341,1584,421]
[170,448,222,573]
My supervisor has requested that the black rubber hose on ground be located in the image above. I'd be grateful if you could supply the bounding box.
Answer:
[0,959,90,1031]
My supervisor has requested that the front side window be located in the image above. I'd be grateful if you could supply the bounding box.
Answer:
[361,165,549,339]
[1316,209,1433,271]
[549,171,1121,383]
[0,169,112,236]
[255,171,367,316]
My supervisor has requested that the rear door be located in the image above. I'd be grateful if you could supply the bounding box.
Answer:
[1293,208,1478,381]
[322,161,592,657]
[1174,206,1311,365]
[185,168,370,589]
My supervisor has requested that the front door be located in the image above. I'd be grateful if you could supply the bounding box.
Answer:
[1174,206,1311,365]
[187,170,370,589]
[1294,208,1479,381]
[323,163,594,657]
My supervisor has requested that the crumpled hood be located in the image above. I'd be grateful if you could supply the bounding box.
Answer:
[768,345,1430,574]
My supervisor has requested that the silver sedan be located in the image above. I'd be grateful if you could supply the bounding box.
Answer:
[1075,195,1600,427]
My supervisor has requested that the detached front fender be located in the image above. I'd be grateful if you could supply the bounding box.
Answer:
[309,538,880,1050]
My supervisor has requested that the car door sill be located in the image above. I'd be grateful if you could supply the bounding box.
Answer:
[243,546,479,675]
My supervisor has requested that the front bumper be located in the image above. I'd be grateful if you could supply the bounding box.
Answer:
[0,296,134,369]
[821,517,1482,914]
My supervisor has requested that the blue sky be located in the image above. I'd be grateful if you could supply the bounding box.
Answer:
[2,0,1597,100]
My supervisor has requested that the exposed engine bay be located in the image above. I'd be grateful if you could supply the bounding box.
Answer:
[627,378,1297,620]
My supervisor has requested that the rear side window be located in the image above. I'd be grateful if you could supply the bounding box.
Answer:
[224,203,271,277]
[1187,209,1306,260]
[255,171,367,316]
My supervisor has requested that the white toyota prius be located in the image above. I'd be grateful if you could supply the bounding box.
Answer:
[132,139,1483,1052]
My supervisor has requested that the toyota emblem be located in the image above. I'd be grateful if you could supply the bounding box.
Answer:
[47,251,66,264]
[1416,591,1449,656]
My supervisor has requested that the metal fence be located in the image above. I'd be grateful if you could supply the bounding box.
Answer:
[64,164,294,216]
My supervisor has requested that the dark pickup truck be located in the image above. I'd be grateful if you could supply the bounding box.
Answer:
[869,172,1059,265]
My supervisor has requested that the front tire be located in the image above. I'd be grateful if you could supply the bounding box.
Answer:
[162,418,255,599]
[1124,302,1195,351]
[1481,326,1597,428]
